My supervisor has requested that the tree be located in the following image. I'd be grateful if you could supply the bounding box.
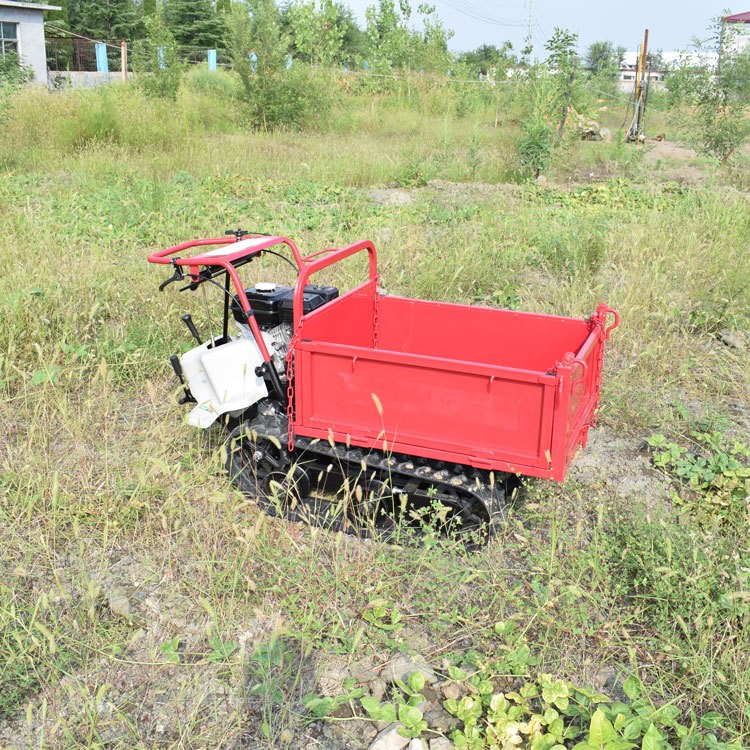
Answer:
[224,0,332,130]
[286,0,345,67]
[163,0,223,47]
[411,2,452,73]
[647,49,665,72]
[365,0,411,70]
[74,0,142,40]
[544,27,580,138]
[585,40,624,78]
[544,27,578,72]
[363,0,452,72]
[336,3,368,64]
[456,43,515,78]
[132,8,182,99]
[667,16,750,162]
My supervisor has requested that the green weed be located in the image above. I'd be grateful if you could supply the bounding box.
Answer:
[646,432,749,526]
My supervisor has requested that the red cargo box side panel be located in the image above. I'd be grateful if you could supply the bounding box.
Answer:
[294,342,559,477]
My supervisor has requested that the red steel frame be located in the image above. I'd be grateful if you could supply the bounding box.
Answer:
[148,235,618,482]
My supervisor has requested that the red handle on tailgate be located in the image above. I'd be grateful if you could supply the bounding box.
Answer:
[596,304,620,340]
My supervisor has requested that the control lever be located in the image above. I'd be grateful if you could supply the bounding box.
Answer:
[226,228,250,241]
[169,354,196,405]
[159,262,184,291]
[225,228,271,241]
[181,313,202,344]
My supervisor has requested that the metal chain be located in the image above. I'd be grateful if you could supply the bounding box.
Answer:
[285,326,302,453]
[372,274,381,348]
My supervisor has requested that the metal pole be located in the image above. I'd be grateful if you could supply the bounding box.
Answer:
[636,29,648,134]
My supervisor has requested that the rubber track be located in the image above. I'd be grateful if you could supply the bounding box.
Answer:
[228,406,513,543]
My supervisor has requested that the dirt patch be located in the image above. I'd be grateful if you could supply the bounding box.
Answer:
[642,139,706,184]
[568,427,671,510]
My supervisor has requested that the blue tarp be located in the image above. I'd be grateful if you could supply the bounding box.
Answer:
[95,43,109,74]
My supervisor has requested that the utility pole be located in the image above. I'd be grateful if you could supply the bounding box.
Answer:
[521,0,534,64]
[627,29,649,141]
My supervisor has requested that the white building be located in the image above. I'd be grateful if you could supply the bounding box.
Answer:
[724,11,750,53]
[0,0,60,82]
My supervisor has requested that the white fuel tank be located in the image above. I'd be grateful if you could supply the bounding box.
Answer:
[180,337,268,428]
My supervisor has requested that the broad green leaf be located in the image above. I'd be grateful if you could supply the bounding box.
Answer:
[302,696,333,717]
[641,724,664,750]
[622,719,642,741]
[654,704,680,726]
[623,676,642,701]
[448,665,468,681]
[30,366,60,386]
[701,712,724,730]
[361,695,393,720]
[407,669,426,694]
[398,702,424,729]
[589,709,619,746]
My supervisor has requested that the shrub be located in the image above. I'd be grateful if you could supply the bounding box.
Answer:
[0,51,32,126]
[224,1,334,130]
[517,115,553,177]
[131,10,183,100]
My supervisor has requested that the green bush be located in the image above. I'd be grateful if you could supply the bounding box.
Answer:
[518,115,553,177]
[240,64,336,131]
[0,51,32,126]
[131,10,183,100]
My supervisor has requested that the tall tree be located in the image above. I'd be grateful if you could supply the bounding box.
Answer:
[363,0,451,72]
[411,2,452,72]
[456,43,515,77]
[163,0,223,47]
[286,0,345,67]
[667,16,750,162]
[335,3,368,64]
[544,27,580,138]
[76,0,142,39]
[365,0,411,70]
[585,40,624,78]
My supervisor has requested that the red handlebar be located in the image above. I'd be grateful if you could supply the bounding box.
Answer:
[147,235,306,269]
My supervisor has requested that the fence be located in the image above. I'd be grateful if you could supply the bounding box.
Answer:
[45,36,230,74]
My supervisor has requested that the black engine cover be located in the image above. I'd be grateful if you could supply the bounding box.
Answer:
[231,284,338,328]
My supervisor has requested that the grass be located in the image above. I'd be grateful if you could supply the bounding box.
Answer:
[0,76,749,748]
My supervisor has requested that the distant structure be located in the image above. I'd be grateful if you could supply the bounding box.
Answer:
[0,0,60,82]
[618,51,665,92]
[724,11,750,52]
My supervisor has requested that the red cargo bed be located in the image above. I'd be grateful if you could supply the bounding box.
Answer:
[290,243,618,481]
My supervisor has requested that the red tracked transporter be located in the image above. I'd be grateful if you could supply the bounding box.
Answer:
[148,232,619,539]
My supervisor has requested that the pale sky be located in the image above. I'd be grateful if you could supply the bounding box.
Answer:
[343,0,745,55]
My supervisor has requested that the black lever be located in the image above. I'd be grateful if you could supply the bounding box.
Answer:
[181,314,202,344]
[226,228,250,241]
[169,354,196,404]
[169,354,185,383]
[225,228,271,241]
[159,260,184,291]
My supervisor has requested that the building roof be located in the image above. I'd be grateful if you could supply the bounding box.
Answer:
[724,11,750,22]
[0,1,62,10]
